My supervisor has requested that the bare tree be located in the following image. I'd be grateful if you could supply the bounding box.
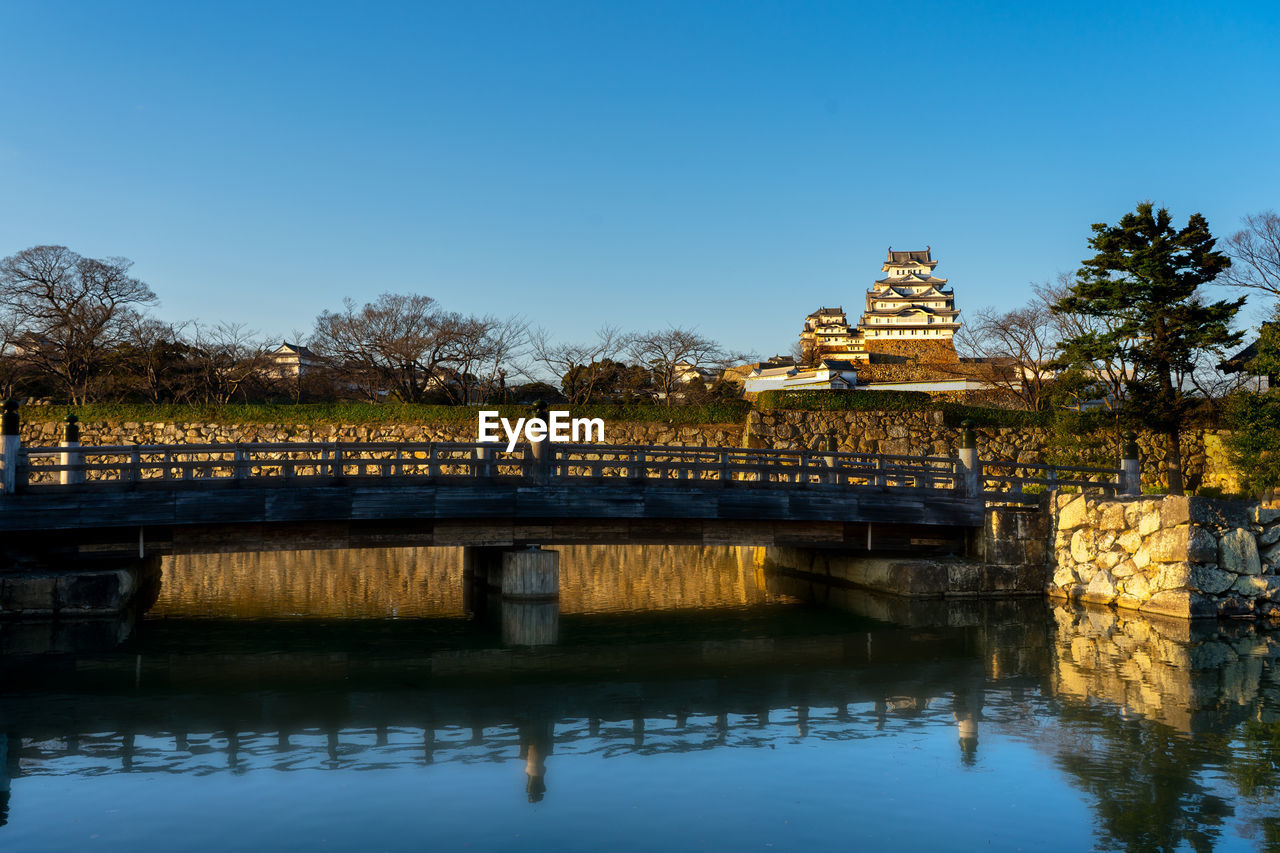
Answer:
[117,316,192,403]
[1222,210,1280,299]
[529,325,628,404]
[311,293,458,403]
[961,299,1060,410]
[627,326,747,406]
[439,314,529,404]
[190,322,271,404]
[0,245,158,403]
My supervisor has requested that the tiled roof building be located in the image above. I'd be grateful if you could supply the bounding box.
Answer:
[799,247,961,365]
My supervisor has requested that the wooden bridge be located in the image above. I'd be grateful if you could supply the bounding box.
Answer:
[0,430,1129,547]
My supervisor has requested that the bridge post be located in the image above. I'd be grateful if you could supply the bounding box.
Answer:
[824,433,839,485]
[1121,431,1140,496]
[475,444,492,479]
[957,419,980,500]
[60,414,83,485]
[1,399,21,495]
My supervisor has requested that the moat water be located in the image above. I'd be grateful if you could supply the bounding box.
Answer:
[2,544,1280,851]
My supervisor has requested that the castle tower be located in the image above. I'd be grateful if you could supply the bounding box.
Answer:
[855,247,960,360]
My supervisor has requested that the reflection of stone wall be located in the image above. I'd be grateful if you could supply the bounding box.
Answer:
[558,545,765,613]
[153,544,763,619]
[155,547,469,618]
[1049,494,1280,620]
[1050,603,1280,733]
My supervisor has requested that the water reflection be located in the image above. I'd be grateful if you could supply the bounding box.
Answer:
[4,544,1280,851]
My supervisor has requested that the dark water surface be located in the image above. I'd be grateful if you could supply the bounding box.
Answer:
[3,544,1280,851]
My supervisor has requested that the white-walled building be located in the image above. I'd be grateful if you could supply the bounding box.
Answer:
[742,359,860,395]
[856,248,961,343]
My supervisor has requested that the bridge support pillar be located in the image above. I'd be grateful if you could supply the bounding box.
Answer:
[501,547,559,600]
[464,546,560,645]
[500,547,559,646]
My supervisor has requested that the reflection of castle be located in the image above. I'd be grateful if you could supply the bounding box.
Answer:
[800,248,961,365]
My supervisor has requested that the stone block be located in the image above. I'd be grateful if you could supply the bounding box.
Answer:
[1231,575,1280,601]
[1147,527,1190,563]
[1188,564,1237,596]
[56,570,135,614]
[1,576,56,614]
[1117,530,1143,554]
[1093,550,1119,571]
[1139,510,1162,537]
[1155,561,1191,590]
[1140,589,1217,619]
[1116,593,1143,611]
[1084,571,1117,605]
[1259,526,1280,547]
[1052,564,1077,590]
[1254,506,1280,525]
[1058,496,1088,531]
[1070,529,1095,564]
[1113,559,1136,578]
[1160,496,1191,528]
[1133,547,1151,570]
[1218,597,1256,618]
[1123,572,1152,600]
[1187,528,1219,564]
[1098,503,1127,531]
[1220,528,1262,576]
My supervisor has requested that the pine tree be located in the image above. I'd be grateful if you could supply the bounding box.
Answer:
[1052,202,1242,494]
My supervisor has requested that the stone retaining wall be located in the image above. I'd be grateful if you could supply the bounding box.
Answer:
[1048,494,1280,620]
[744,410,1231,492]
[19,419,744,449]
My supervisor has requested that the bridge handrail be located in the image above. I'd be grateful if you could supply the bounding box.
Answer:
[10,439,1131,502]
[14,439,963,491]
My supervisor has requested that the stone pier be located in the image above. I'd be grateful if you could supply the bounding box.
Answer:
[759,505,1048,598]
[464,546,560,646]
[1048,494,1280,620]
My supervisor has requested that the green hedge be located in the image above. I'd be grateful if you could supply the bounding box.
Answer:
[755,389,932,412]
[21,401,752,427]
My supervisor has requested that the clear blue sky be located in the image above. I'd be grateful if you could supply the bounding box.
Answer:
[2,0,1277,357]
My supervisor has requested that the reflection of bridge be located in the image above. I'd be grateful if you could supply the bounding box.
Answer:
[0,615,1007,814]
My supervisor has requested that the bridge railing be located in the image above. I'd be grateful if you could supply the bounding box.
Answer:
[13,440,963,492]
[980,459,1124,504]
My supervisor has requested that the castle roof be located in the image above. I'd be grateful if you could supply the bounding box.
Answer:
[887,248,932,264]
[806,306,844,318]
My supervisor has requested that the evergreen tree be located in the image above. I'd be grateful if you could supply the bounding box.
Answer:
[1052,203,1242,494]
[1226,312,1280,496]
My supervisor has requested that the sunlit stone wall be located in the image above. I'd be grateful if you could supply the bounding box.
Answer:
[1049,494,1280,620]
[19,419,744,449]
[744,411,1232,492]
